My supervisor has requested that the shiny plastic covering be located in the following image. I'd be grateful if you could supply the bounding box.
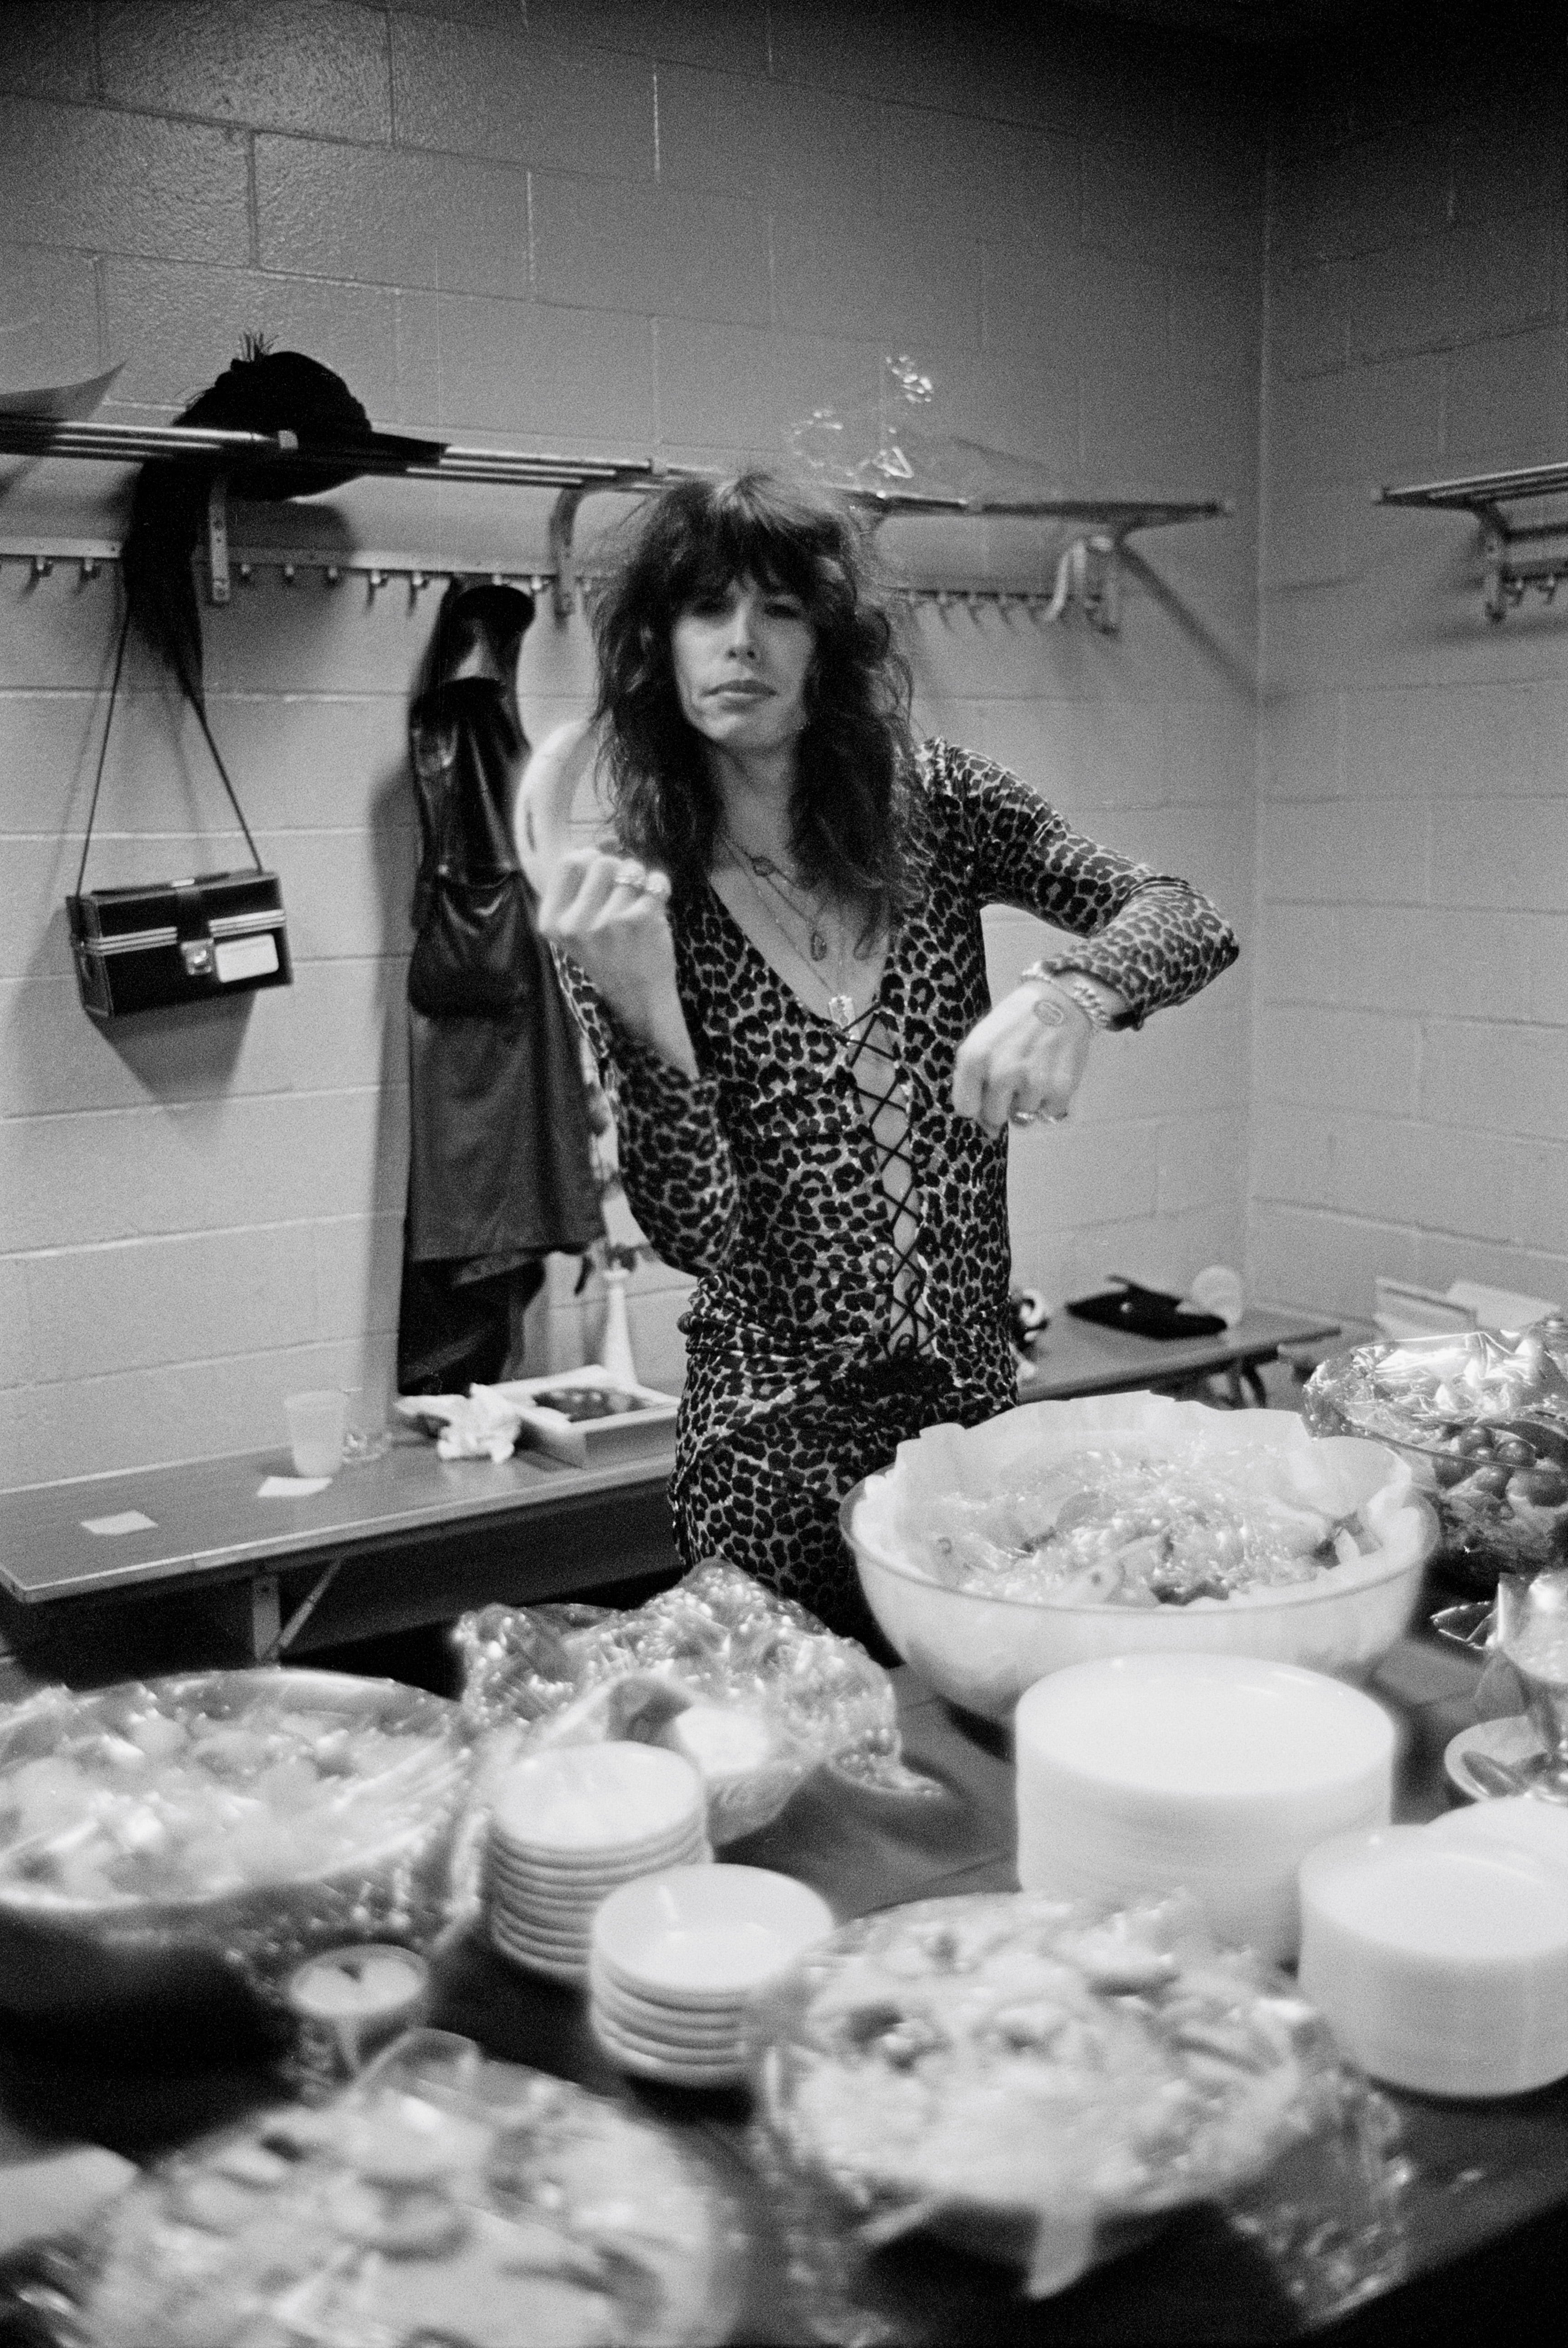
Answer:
[33,2028,746,2348]
[744,1890,1409,2325]
[1306,1321,1568,1588]
[0,1671,477,2028]
[453,1560,938,1845]
[867,1396,1428,1603]
[786,350,1073,506]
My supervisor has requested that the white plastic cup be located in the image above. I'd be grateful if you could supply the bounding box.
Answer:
[284,1389,347,1478]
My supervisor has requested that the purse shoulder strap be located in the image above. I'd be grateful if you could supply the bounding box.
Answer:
[75,598,265,896]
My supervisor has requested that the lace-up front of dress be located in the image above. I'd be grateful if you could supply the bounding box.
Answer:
[839,1005,929,1354]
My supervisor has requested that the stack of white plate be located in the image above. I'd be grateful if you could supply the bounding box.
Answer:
[486,1743,709,1982]
[589,1864,834,2087]
[1015,1653,1396,1965]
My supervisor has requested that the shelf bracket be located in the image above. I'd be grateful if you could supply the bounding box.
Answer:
[1381,461,1568,625]
[548,480,591,620]
[1478,505,1509,625]
[1079,532,1123,635]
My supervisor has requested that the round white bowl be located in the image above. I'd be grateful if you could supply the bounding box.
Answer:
[491,1742,704,1853]
[842,1397,1438,1720]
[592,1865,834,2001]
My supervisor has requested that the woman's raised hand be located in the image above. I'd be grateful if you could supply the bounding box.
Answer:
[951,979,1099,1138]
[538,848,699,1078]
[515,715,600,896]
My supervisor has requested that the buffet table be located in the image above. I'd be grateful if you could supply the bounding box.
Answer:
[0,1434,680,1683]
[0,1307,1336,1688]
[2,1630,1566,2345]
[1019,1305,1342,1410]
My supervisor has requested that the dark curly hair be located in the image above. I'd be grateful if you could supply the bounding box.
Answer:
[591,471,922,938]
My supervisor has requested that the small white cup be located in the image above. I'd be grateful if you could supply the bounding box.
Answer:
[284,1389,347,1478]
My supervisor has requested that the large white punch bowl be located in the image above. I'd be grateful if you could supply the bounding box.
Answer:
[841,1395,1437,1720]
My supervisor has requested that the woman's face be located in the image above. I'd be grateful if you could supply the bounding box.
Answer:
[671,576,815,761]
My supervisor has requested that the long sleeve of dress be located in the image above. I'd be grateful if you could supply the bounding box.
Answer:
[936,742,1240,1025]
[551,951,742,1280]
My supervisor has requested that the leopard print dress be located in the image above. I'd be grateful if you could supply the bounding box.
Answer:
[557,741,1240,1641]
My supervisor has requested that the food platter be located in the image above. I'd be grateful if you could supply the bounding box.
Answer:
[50,2030,745,2348]
[0,1671,475,2044]
[744,1889,1375,2302]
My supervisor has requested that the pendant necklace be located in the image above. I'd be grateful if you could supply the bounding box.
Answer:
[726,836,861,1030]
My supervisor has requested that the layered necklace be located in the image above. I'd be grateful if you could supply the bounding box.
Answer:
[723,834,877,1031]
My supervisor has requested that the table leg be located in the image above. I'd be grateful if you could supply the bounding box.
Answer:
[252,1555,347,1664]
[249,1574,281,1662]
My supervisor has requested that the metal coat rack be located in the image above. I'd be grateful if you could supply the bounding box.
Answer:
[0,412,1230,634]
[1379,458,1568,623]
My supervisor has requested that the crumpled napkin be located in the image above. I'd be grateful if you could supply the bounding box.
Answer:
[395,1384,523,1462]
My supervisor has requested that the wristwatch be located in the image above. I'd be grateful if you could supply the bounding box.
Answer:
[1022,964,1120,1031]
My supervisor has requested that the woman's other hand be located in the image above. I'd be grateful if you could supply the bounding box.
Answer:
[538,848,700,1078]
[952,975,1122,1137]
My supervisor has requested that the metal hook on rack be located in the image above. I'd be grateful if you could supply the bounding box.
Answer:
[280,562,297,586]
[30,554,53,582]
[367,569,386,601]
[324,564,341,587]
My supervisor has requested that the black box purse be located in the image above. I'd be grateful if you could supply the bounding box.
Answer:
[67,610,292,1020]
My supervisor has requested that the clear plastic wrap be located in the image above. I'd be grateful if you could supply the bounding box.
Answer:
[0,1670,477,2035]
[453,1561,937,1846]
[743,1890,1408,2323]
[1305,1322,1568,1591]
[30,2028,747,2348]
[844,1397,1436,1716]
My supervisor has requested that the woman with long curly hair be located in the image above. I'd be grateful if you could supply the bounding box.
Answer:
[522,472,1238,1644]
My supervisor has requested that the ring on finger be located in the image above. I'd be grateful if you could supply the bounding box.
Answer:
[1009,1107,1039,1127]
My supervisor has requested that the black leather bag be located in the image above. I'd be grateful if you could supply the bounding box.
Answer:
[406,583,538,1019]
[67,610,291,1021]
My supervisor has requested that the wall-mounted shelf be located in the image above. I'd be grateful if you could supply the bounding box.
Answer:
[1379,459,1568,623]
[0,413,1230,634]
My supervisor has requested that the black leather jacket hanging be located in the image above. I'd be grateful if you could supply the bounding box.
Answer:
[400,578,604,1289]
[407,582,537,1017]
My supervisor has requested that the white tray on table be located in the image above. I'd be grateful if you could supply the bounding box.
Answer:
[491,1366,679,1470]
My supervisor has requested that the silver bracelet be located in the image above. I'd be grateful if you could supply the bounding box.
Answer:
[1020,964,1118,1032]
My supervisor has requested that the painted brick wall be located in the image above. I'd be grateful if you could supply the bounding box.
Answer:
[0,1,1261,1489]
[1251,14,1568,1328]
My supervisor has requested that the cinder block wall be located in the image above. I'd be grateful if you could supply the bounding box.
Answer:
[0,0,1261,1489]
[1251,13,1568,1326]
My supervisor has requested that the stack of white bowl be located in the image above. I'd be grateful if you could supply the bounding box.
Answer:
[486,1743,709,1982]
[1015,1653,1396,1965]
[589,1864,834,2087]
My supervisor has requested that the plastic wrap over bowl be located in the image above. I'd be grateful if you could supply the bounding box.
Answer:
[1305,1324,1568,1594]
[745,1890,1403,2312]
[0,1669,476,2048]
[842,1396,1436,1720]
